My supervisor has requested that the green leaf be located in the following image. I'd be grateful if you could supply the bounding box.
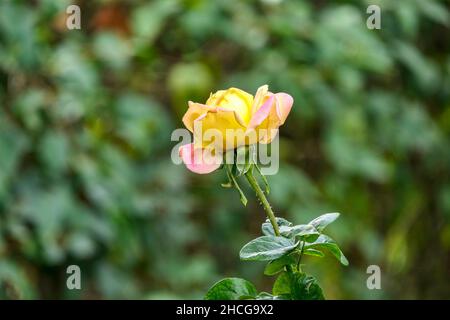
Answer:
[225,164,247,206]
[305,235,349,266]
[291,273,325,300]
[248,144,257,164]
[308,212,340,232]
[279,224,320,240]
[204,278,257,300]
[221,170,233,188]
[255,292,285,300]
[254,163,270,194]
[264,253,297,276]
[221,182,233,188]
[272,272,291,296]
[273,272,325,300]
[261,217,292,236]
[240,236,298,261]
[235,146,252,176]
[303,248,325,258]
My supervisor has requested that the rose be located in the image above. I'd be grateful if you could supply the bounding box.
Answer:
[177,86,345,300]
[179,85,293,174]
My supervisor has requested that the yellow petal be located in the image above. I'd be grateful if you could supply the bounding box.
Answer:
[206,88,253,125]
[182,101,215,132]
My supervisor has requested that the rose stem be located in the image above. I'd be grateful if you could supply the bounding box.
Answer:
[245,169,296,275]
[245,169,280,237]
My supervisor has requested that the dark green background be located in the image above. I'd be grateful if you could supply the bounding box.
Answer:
[0,0,449,299]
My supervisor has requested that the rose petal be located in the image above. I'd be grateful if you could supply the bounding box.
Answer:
[192,108,247,150]
[247,91,294,144]
[182,102,215,132]
[206,88,254,125]
[251,85,269,114]
[179,143,222,174]
[247,95,275,129]
[215,107,247,127]
[274,92,293,125]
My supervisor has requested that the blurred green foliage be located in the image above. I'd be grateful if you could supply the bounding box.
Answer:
[0,0,449,299]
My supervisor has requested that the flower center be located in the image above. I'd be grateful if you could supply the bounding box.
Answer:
[207,88,253,124]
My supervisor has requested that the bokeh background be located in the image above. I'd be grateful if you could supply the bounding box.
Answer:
[0,0,449,299]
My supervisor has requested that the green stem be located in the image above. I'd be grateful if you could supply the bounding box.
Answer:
[297,241,305,271]
[245,167,295,282]
[244,168,280,236]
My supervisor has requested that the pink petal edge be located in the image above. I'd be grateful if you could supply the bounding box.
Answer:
[274,92,293,124]
[247,95,275,129]
[179,143,222,174]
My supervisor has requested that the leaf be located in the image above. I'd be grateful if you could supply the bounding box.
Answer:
[273,271,325,300]
[204,278,257,300]
[261,217,292,236]
[235,146,252,176]
[225,164,247,206]
[255,292,285,300]
[303,248,325,258]
[248,144,257,164]
[309,212,340,232]
[279,224,320,240]
[221,170,233,188]
[272,272,291,296]
[240,236,298,261]
[264,253,297,276]
[221,181,233,188]
[291,273,325,300]
[304,235,349,266]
